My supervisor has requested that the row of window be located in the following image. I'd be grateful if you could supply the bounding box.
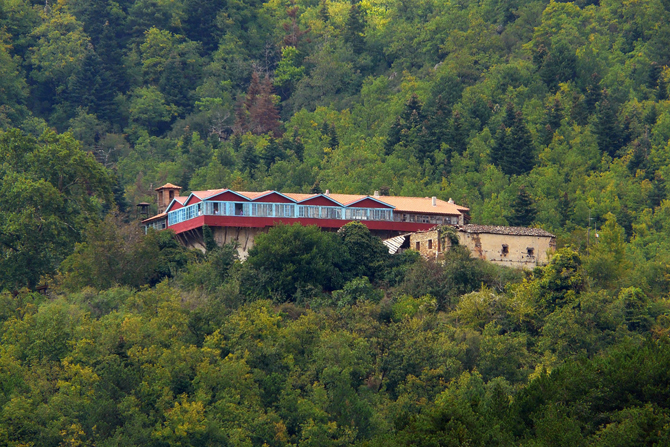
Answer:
[167,202,396,225]
[395,213,459,225]
[501,245,534,257]
[143,218,167,233]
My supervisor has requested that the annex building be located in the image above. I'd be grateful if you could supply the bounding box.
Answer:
[384,225,556,268]
[142,183,470,257]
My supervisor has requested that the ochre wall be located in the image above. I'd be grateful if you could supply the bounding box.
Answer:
[212,226,267,259]
[409,229,447,260]
[177,226,267,259]
[458,232,555,268]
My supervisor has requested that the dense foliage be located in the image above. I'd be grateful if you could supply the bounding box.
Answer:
[2,0,670,444]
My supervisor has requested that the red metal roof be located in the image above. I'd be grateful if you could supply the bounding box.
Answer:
[168,189,469,215]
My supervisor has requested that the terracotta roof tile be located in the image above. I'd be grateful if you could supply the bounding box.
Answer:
[190,189,226,199]
[155,183,182,190]
[326,194,367,206]
[284,193,319,202]
[379,196,469,215]
[235,190,273,200]
[142,213,167,223]
[171,188,469,216]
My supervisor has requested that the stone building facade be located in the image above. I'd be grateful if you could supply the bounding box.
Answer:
[458,225,556,268]
[394,225,556,268]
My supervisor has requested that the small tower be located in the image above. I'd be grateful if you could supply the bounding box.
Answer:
[156,183,182,214]
[136,202,150,220]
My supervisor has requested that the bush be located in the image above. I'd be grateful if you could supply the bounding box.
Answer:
[332,276,384,307]
[244,224,348,301]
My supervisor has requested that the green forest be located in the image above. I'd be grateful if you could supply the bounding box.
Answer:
[2,0,670,444]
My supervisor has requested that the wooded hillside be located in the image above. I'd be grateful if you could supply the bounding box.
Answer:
[1,0,670,445]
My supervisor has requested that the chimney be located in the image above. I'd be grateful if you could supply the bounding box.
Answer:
[432,196,437,207]
[325,189,330,195]
[448,198,454,204]
[374,190,380,198]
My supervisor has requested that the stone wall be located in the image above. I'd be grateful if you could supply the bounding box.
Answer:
[406,226,556,268]
[178,226,268,259]
[458,231,555,268]
[409,228,455,260]
[212,226,267,259]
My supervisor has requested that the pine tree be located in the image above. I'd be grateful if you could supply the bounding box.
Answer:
[508,187,536,227]
[111,172,129,214]
[310,180,323,194]
[293,137,305,162]
[448,110,468,155]
[385,116,402,155]
[319,0,330,22]
[594,91,624,157]
[650,173,666,209]
[344,0,366,54]
[508,110,535,174]
[658,74,669,101]
[282,128,304,161]
[262,138,285,169]
[385,95,434,162]
[282,0,310,47]
[401,94,424,125]
[538,39,577,92]
[182,0,222,52]
[424,94,450,152]
[235,73,282,137]
[327,124,339,149]
[491,104,535,176]
[203,225,217,252]
[249,75,282,137]
[627,130,651,175]
[159,56,193,111]
[540,98,563,146]
[67,50,116,121]
[241,144,259,177]
[557,192,571,227]
[584,73,602,115]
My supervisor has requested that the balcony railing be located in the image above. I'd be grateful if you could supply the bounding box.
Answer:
[168,201,395,226]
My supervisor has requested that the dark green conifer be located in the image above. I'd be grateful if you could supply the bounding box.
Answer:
[594,91,624,157]
[310,180,323,194]
[401,94,424,125]
[538,39,577,92]
[658,74,669,101]
[319,0,330,22]
[385,117,402,155]
[293,135,305,161]
[241,144,260,177]
[557,192,571,227]
[583,73,602,114]
[424,95,450,153]
[627,131,651,175]
[540,98,563,146]
[328,124,339,149]
[203,225,217,252]
[67,51,116,121]
[448,110,468,155]
[262,138,285,169]
[508,186,536,227]
[344,0,366,54]
[491,104,535,176]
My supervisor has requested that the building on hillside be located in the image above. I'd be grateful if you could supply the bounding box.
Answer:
[459,225,556,267]
[383,224,556,268]
[141,183,470,257]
